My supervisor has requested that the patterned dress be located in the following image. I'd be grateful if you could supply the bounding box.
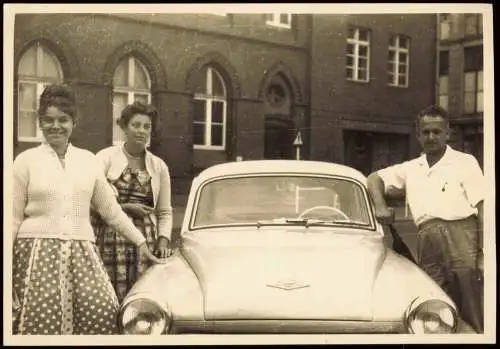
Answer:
[13,239,120,334]
[93,167,157,303]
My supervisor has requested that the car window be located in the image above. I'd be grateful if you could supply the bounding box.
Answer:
[192,175,372,228]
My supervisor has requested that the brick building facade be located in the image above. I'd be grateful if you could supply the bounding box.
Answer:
[13,13,437,202]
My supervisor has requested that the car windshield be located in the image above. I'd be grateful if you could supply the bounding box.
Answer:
[192,175,373,229]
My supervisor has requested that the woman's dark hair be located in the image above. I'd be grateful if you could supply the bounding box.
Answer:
[38,84,77,120]
[117,100,158,129]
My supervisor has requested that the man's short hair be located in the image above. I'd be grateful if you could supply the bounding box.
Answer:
[416,105,449,126]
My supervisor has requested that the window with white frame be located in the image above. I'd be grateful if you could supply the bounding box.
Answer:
[439,13,451,40]
[388,35,410,87]
[17,42,64,142]
[464,13,483,37]
[112,56,152,145]
[437,50,450,111]
[193,67,227,150]
[463,45,483,114]
[265,13,292,29]
[346,27,370,82]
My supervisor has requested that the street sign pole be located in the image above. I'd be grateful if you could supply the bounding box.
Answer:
[293,130,303,160]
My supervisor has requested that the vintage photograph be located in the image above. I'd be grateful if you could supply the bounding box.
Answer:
[3,3,495,345]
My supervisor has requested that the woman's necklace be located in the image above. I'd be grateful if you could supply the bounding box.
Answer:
[123,144,144,160]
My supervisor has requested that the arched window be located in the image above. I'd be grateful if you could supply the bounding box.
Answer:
[112,56,151,145]
[192,67,227,150]
[17,42,63,141]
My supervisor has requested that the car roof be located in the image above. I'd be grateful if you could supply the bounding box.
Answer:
[194,160,368,184]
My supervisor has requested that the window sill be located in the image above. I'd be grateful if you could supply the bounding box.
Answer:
[387,84,409,89]
[194,145,226,151]
[265,22,292,30]
[346,78,370,85]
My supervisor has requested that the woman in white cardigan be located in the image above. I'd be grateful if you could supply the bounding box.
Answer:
[92,101,174,302]
[12,85,163,335]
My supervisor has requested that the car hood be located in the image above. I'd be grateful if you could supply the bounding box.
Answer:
[181,228,386,321]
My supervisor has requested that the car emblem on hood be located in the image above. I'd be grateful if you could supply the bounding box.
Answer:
[266,280,310,291]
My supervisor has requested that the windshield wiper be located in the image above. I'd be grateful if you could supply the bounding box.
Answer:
[256,217,352,228]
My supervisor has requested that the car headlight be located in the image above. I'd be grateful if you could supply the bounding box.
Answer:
[120,298,171,334]
[405,299,458,334]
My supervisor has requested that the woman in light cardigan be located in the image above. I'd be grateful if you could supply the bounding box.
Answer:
[12,84,163,335]
[92,101,173,302]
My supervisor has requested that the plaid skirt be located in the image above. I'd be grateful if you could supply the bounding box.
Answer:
[12,238,120,335]
[417,215,483,333]
[94,215,156,303]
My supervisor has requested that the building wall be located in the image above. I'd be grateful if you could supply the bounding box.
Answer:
[309,14,437,166]
[13,13,309,195]
[13,13,438,197]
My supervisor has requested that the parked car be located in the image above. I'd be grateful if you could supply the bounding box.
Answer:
[118,160,475,335]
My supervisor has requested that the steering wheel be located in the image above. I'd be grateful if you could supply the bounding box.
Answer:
[298,205,350,221]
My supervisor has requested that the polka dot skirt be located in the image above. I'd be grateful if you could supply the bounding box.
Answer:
[13,238,120,335]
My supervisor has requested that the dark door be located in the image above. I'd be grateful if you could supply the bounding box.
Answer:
[344,130,373,176]
[264,118,295,159]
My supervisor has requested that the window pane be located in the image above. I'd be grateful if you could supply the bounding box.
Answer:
[346,67,354,79]
[113,59,129,87]
[477,70,483,91]
[398,74,407,86]
[388,50,396,62]
[388,72,396,84]
[358,57,367,70]
[358,29,368,41]
[346,43,355,55]
[359,45,368,57]
[439,76,449,94]
[463,92,475,113]
[212,101,224,123]
[476,92,483,112]
[399,37,409,49]
[398,65,407,74]
[134,94,149,104]
[41,48,61,80]
[18,46,37,77]
[211,125,223,146]
[388,62,395,74]
[464,46,483,71]
[464,15,478,36]
[439,51,450,75]
[19,83,37,110]
[440,22,450,40]
[464,72,476,92]
[133,59,150,90]
[113,93,128,143]
[18,111,38,138]
[211,70,225,97]
[438,96,449,111]
[193,123,205,145]
[398,52,407,63]
[346,55,354,67]
[193,99,206,122]
[280,14,289,25]
[358,69,367,81]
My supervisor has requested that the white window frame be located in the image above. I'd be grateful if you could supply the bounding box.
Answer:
[463,70,483,114]
[193,67,227,151]
[112,56,152,146]
[388,35,410,88]
[439,13,451,40]
[266,13,292,29]
[346,28,370,83]
[17,43,63,142]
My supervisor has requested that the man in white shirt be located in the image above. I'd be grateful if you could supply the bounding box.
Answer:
[367,105,484,333]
